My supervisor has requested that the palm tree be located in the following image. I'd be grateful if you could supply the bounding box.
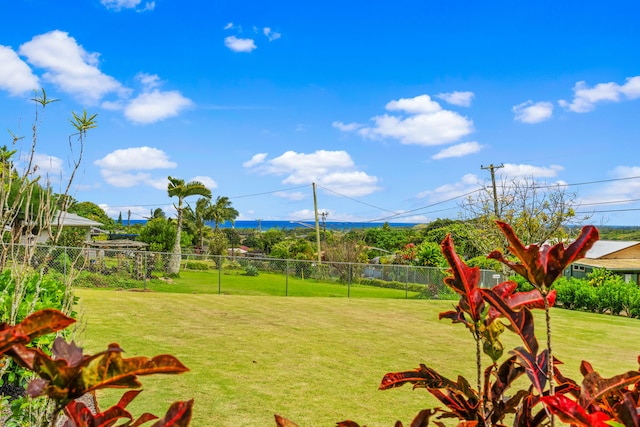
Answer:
[167,176,211,274]
[184,197,215,250]
[210,196,239,230]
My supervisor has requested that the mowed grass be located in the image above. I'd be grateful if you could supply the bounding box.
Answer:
[145,269,423,299]
[74,289,640,427]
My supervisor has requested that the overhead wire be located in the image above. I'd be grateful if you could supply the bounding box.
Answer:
[103,174,640,223]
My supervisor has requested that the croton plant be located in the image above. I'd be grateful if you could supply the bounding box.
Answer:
[0,309,192,426]
[277,221,640,426]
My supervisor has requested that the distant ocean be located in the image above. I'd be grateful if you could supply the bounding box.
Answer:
[127,219,420,231]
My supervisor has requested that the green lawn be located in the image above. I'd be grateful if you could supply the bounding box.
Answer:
[74,289,640,427]
[139,269,424,299]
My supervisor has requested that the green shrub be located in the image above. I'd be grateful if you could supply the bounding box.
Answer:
[244,265,259,276]
[553,276,581,310]
[356,277,440,296]
[509,274,535,292]
[73,271,144,289]
[225,260,243,270]
[573,282,597,311]
[184,260,210,270]
[0,270,73,424]
[595,276,626,314]
[628,288,640,318]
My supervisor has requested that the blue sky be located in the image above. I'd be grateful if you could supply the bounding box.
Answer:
[2,0,640,226]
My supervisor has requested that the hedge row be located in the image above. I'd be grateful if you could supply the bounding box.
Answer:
[553,275,640,318]
[356,277,456,299]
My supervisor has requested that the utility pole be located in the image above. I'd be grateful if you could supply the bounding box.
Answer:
[480,163,504,219]
[312,183,322,264]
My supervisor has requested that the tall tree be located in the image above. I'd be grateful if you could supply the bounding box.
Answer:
[459,175,590,255]
[184,197,215,249]
[166,176,211,274]
[210,196,239,230]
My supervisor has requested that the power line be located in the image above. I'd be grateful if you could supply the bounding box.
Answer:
[364,187,484,223]
[579,197,640,206]
[316,184,398,214]
[576,207,640,214]
[230,185,309,199]
[100,174,640,223]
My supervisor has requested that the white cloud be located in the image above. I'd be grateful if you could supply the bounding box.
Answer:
[246,150,382,197]
[386,94,442,114]
[580,166,640,206]
[500,163,564,178]
[436,91,474,107]
[243,153,268,168]
[98,73,192,124]
[224,22,234,30]
[95,146,176,171]
[95,146,176,188]
[140,2,155,12]
[332,121,362,132]
[190,175,218,190]
[224,36,257,53]
[32,153,64,176]
[0,45,39,96]
[19,31,125,104]
[432,141,483,159]
[266,150,355,181]
[620,76,640,99]
[513,100,554,124]
[124,88,193,124]
[17,153,64,182]
[136,72,162,89]
[263,27,281,41]
[559,76,640,113]
[100,203,157,219]
[101,0,155,11]
[352,94,474,146]
[313,171,380,197]
[416,173,482,202]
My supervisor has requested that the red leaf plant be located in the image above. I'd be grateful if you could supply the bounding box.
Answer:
[0,309,193,426]
[488,222,600,418]
[274,222,640,426]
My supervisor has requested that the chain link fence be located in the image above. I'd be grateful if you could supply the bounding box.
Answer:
[7,244,505,299]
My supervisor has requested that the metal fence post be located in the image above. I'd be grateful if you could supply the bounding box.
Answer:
[63,247,67,285]
[143,253,147,291]
[348,263,351,298]
[405,265,409,299]
[285,259,289,296]
[218,256,222,294]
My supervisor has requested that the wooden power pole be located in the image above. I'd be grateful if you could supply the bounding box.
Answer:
[480,163,504,218]
[312,183,322,264]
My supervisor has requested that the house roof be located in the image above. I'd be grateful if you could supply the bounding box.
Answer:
[53,212,103,228]
[575,258,640,271]
[584,240,640,259]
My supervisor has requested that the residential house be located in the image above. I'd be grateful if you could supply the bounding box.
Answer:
[566,240,640,284]
[21,211,104,245]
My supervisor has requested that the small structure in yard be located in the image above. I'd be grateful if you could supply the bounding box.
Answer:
[566,240,640,284]
[86,240,149,279]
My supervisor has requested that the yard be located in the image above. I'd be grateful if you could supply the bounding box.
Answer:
[74,289,640,426]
